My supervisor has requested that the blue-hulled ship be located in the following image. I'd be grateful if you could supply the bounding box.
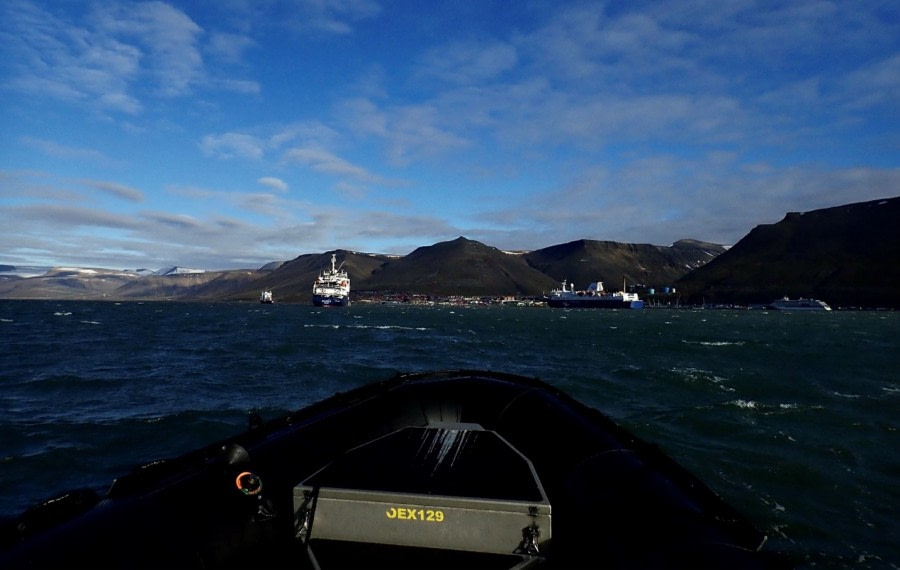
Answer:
[312,253,350,307]
[546,280,644,309]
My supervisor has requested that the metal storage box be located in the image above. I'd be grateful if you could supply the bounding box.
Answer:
[293,423,551,556]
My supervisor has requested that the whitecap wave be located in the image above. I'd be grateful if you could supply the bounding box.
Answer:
[681,339,746,347]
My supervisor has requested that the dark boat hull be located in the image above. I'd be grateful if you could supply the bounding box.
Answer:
[312,294,349,307]
[546,298,645,309]
[0,370,772,568]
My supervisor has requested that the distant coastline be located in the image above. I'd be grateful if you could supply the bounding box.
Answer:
[0,266,52,278]
[2,195,898,308]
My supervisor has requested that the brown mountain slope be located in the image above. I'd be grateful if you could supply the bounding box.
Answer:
[115,270,262,300]
[676,196,900,308]
[361,237,560,296]
[0,268,142,300]
[523,239,725,291]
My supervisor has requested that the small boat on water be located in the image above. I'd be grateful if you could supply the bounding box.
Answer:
[768,297,832,311]
[259,290,274,304]
[0,370,775,569]
[312,253,350,307]
[546,279,645,309]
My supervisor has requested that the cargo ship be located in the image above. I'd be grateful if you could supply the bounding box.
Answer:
[312,253,350,307]
[546,279,644,309]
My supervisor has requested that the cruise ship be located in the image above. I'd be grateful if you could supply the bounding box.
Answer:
[546,280,644,309]
[767,297,832,311]
[312,254,350,307]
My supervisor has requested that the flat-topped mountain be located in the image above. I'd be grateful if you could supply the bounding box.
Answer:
[676,196,900,308]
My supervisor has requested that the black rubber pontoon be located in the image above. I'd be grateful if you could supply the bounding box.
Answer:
[0,370,773,568]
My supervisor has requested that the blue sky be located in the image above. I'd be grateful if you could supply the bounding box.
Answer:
[2,0,898,270]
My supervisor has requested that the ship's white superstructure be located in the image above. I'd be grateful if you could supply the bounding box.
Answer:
[546,280,644,309]
[312,254,350,307]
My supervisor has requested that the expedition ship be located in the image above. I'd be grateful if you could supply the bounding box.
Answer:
[546,280,644,309]
[312,253,350,307]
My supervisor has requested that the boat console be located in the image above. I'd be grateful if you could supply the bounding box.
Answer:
[293,422,551,568]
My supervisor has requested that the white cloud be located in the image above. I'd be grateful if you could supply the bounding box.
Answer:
[83,180,144,202]
[257,177,288,192]
[842,53,900,110]
[0,0,260,114]
[337,98,470,167]
[282,0,382,35]
[418,40,518,85]
[2,1,898,271]
[92,1,203,97]
[212,78,262,94]
[206,32,256,63]
[269,122,340,149]
[20,137,112,163]
[4,203,138,230]
[282,147,384,184]
[200,133,265,160]
[1,1,141,111]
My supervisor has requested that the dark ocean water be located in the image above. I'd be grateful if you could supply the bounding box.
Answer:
[1,300,897,567]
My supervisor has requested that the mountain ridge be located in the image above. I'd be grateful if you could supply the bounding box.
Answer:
[0,237,720,302]
[2,196,897,307]
[676,196,900,308]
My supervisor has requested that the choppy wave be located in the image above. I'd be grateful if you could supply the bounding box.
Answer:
[682,339,747,347]
[1,302,898,567]
[303,323,429,331]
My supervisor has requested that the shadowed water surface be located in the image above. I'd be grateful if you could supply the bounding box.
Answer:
[1,301,897,568]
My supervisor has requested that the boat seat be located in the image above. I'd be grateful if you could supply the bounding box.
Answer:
[293,423,551,562]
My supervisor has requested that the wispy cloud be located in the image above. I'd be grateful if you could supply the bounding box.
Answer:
[206,31,256,63]
[3,2,141,113]
[1,0,257,114]
[841,53,900,110]
[142,211,203,231]
[417,39,517,85]
[279,0,382,35]
[2,1,897,270]
[337,98,470,166]
[4,203,138,230]
[83,180,144,202]
[20,137,113,163]
[93,1,203,96]
[257,177,288,192]
[200,133,265,160]
[282,147,386,185]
